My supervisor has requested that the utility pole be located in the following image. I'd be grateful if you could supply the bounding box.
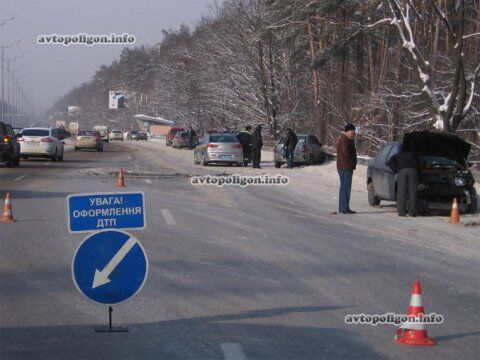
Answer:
[1,40,20,122]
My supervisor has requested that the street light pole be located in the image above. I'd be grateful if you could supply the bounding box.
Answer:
[1,40,20,122]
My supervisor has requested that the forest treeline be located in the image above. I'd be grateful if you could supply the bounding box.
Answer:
[49,0,480,156]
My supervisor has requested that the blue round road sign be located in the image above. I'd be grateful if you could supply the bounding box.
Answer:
[72,230,148,305]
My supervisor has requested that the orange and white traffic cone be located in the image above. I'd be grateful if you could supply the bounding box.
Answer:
[448,197,460,224]
[395,280,435,346]
[117,168,125,188]
[1,193,15,222]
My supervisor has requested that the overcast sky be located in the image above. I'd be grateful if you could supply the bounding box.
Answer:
[0,0,215,115]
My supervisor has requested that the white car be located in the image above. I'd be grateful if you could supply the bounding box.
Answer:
[19,127,64,161]
[109,130,123,141]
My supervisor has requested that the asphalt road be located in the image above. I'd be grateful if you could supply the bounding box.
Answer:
[0,140,478,360]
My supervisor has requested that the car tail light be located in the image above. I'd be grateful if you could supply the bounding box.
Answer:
[232,144,242,149]
[41,137,55,143]
[94,136,101,142]
[208,143,218,148]
[3,136,10,143]
[76,136,82,141]
[18,137,24,142]
[301,145,307,153]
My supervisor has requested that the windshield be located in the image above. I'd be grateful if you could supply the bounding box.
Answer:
[79,131,98,136]
[21,129,50,136]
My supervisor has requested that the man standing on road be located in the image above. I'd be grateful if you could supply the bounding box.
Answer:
[187,126,196,150]
[387,150,419,217]
[284,128,297,169]
[238,125,252,166]
[252,125,263,169]
[336,123,357,214]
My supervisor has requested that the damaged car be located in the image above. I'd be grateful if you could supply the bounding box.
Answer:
[367,131,477,214]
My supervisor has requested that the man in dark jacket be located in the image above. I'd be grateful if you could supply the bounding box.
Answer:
[237,126,252,166]
[187,126,196,150]
[387,150,419,217]
[251,125,263,169]
[284,128,297,169]
[336,123,357,214]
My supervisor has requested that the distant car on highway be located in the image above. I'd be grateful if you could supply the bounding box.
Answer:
[166,127,185,146]
[135,131,148,141]
[367,131,477,214]
[19,127,64,161]
[109,130,123,141]
[194,133,243,166]
[0,122,21,167]
[75,130,103,152]
[273,134,325,168]
[172,131,199,148]
[93,125,109,143]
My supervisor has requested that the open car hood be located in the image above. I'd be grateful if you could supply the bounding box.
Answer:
[403,131,471,165]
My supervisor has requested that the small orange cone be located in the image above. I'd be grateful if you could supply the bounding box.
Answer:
[117,168,125,188]
[448,197,460,224]
[395,281,435,346]
[1,193,15,222]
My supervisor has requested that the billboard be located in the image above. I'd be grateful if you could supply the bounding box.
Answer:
[68,106,82,116]
[109,90,135,109]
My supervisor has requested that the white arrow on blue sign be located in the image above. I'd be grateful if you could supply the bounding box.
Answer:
[67,192,146,233]
[71,230,148,305]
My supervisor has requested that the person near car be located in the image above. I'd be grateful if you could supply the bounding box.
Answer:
[336,123,357,214]
[251,125,263,169]
[387,150,419,217]
[187,126,196,150]
[237,125,252,166]
[284,127,297,169]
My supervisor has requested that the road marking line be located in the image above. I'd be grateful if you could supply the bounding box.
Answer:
[220,343,248,360]
[144,179,152,184]
[43,162,51,166]
[14,174,28,181]
[161,209,176,225]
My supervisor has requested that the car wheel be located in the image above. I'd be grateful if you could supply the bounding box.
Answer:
[74,147,78,152]
[308,154,314,165]
[5,153,14,168]
[13,156,20,167]
[274,162,281,168]
[468,187,477,214]
[368,182,381,206]
[202,153,208,166]
[58,151,64,162]
[194,153,200,165]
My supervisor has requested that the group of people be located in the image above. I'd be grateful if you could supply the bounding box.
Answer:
[237,125,264,168]
[336,123,419,217]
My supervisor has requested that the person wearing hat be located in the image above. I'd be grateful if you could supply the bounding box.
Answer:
[251,125,263,168]
[238,125,252,166]
[336,123,357,214]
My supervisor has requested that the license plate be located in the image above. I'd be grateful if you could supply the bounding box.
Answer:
[26,141,39,145]
[220,155,232,159]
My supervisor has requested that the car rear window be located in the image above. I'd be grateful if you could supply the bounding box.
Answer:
[21,129,50,136]
[210,135,236,143]
[79,131,98,136]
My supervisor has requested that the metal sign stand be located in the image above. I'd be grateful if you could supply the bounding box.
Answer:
[94,306,128,332]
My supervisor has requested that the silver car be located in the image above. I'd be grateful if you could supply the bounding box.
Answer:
[194,133,243,166]
[273,134,325,168]
[109,130,123,141]
[19,127,64,161]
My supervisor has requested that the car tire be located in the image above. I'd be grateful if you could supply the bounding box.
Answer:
[13,155,20,167]
[202,154,208,166]
[5,154,13,168]
[468,187,477,214]
[74,147,78,152]
[274,162,281,168]
[368,182,381,206]
[58,151,64,162]
[308,154,314,165]
[194,153,200,165]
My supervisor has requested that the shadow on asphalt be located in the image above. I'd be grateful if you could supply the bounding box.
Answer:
[0,306,384,360]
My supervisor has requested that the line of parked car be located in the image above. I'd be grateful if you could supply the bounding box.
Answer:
[166,126,327,168]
